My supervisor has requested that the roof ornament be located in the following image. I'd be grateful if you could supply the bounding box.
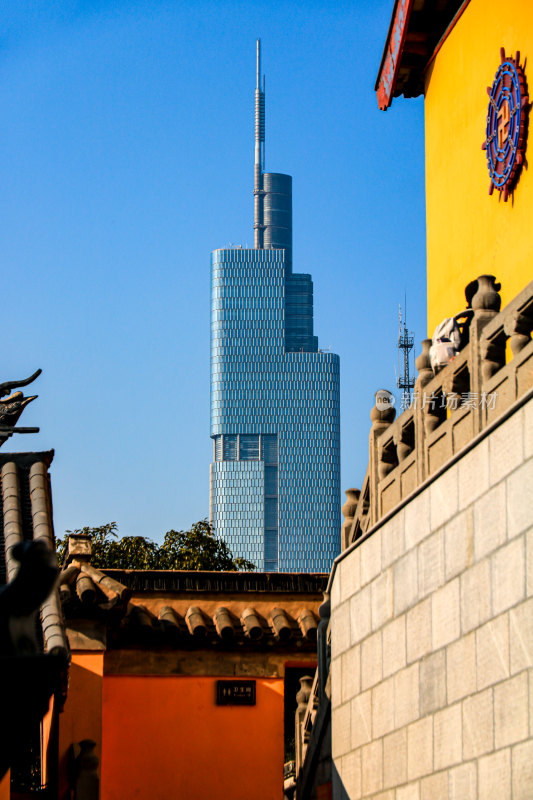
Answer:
[0,368,41,448]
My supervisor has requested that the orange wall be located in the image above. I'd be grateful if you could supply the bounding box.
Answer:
[101,675,284,800]
[0,772,9,800]
[58,652,104,798]
[41,695,54,788]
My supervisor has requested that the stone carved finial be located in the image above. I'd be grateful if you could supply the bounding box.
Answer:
[318,596,330,624]
[342,488,360,522]
[465,275,505,381]
[470,276,505,380]
[341,488,360,550]
[317,595,330,700]
[296,675,313,710]
[71,739,99,800]
[295,674,314,772]
[370,389,396,427]
[471,275,501,314]
[415,339,433,387]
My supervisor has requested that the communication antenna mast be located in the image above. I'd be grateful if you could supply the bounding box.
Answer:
[397,300,415,407]
[254,38,266,249]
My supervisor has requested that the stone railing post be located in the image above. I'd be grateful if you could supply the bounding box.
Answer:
[341,489,359,551]
[414,339,433,483]
[369,390,396,527]
[503,308,532,357]
[295,675,313,776]
[317,595,331,701]
[470,275,502,433]
[70,740,99,800]
[418,339,444,436]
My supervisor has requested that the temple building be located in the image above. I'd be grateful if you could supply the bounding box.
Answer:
[0,451,69,799]
[0,371,327,800]
[57,535,326,800]
[1,506,327,799]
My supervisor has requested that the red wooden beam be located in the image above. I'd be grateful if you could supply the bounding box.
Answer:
[376,0,415,110]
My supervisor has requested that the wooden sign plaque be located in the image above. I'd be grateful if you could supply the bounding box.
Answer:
[216,680,256,706]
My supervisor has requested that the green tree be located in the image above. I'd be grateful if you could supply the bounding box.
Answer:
[56,519,254,572]
[156,519,254,571]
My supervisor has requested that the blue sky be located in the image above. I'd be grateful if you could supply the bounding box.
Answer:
[2,0,426,540]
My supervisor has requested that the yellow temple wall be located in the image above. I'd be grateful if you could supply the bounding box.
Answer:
[424,0,533,334]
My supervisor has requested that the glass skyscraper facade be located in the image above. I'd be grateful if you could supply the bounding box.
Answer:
[209,42,340,572]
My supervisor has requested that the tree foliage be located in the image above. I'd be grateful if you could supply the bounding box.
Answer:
[56,519,255,572]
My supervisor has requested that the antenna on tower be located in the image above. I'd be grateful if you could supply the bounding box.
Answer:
[397,299,415,408]
[253,38,265,249]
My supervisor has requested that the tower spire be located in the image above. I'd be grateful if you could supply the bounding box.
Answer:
[254,38,265,248]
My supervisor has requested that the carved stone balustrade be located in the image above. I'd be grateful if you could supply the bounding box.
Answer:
[292,603,332,800]
[302,671,320,742]
[341,489,360,550]
[480,280,533,422]
[377,404,417,517]
[295,675,313,775]
[342,276,533,548]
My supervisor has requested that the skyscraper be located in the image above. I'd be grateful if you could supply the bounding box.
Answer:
[209,41,340,572]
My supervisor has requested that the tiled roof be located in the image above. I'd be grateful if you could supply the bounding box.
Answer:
[0,452,69,715]
[119,599,320,648]
[103,569,328,594]
[61,538,325,651]
[0,451,68,656]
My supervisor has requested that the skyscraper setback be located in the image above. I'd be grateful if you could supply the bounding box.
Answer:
[209,41,340,572]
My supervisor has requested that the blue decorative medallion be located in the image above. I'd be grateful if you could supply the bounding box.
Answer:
[483,48,529,201]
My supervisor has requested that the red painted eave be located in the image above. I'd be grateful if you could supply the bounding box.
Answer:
[374,0,471,110]
[375,0,415,111]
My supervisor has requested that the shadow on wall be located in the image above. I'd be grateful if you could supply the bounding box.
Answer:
[59,658,103,799]
[331,761,350,800]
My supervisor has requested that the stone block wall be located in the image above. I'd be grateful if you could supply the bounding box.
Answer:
[330,397,533,799]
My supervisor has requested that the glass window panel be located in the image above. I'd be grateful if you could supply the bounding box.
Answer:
[264,529,278,561]
[239,434,260,461]
[264,466,278,496]
[265,498,278,528]
[214,436,222,461]
[223,434,237,461]
[261,434,278,464]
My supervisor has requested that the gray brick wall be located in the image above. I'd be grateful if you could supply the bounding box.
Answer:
[331,398,533,799]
